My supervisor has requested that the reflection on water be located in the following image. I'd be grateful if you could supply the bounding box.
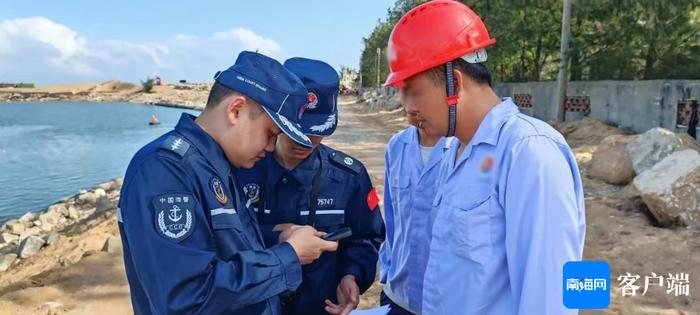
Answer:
[0,102,199,222]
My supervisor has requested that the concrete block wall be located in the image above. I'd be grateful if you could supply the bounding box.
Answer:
[359,80,700,138]
[495,80,700,135]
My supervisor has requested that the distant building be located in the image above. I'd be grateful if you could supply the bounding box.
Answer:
[0,82,35,88]
[340,67,359,90]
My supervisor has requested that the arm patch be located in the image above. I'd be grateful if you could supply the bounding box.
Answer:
[152,193,196,242]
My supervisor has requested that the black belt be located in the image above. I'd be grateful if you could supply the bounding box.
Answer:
[307,151,323,227]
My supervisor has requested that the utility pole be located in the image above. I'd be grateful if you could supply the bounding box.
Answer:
[359,73,363,88]
[555,0,572,122]
[376,47,381,89]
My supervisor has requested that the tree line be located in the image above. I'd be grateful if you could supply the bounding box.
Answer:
[357,0,700,87]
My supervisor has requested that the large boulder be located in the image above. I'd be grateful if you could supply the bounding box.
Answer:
[386,93,401,110]
[4,220,26,235]
[0,253,17,271]
[17,235,45,258]
[553,118,627,147]
[94,188,107,198]
[113,177,124,190]
[38,210,62,232]
[588,135,637,185]
[40,301,66,314]
[627,127,700,175]
[97,181,114,192]
[18,227,42,242]
[95,196,113,212]
[19,212,37,223]
[633,149,700,226]
[67,205,80,220]
[47,203,68,217]
[102,236,123,254]
[45,232,61,246]
[0,232,19,245]
[78,191,98,205]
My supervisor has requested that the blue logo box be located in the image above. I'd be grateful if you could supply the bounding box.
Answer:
[563,261,610,309]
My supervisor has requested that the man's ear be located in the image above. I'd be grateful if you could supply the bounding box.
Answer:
[453,67,465,98]
[224,95,246,125]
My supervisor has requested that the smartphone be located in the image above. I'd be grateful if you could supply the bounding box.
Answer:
[322,227,352,241]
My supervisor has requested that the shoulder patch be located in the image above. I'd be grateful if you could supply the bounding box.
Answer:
[330,151,362,174]
[210,177,228,205]
[160,135,190,157]
[242,183,261,208]
[152,193,195,242]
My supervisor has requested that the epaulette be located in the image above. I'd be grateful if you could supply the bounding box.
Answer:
[329,151,362,174]
[159,135,191,158]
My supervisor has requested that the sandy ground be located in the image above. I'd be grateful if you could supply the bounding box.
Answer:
[0,218,130,314]
[0,96,697,314]
[0,82,138,94]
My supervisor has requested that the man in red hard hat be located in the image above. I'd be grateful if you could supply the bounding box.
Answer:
[381,1,586,314]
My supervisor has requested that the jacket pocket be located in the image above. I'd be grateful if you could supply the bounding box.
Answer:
[452,194,494,262]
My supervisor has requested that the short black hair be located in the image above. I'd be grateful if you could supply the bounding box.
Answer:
[428,58,493,87]
[205,82,264,118]
[205,82,236,110]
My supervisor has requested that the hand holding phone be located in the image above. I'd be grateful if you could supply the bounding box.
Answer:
[322,227,352,241]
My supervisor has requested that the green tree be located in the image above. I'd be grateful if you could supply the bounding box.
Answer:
[359,0,700,83]
[359,0,427,87]
[470,0,563,82]
[141,77,154,93]
[569,0,700,80]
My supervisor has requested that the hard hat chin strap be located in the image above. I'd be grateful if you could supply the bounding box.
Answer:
[444,50,488,137]
[445,61,458,137]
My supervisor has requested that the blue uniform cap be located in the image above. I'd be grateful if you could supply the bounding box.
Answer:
[283,57,340,137]
[215,51,312,148]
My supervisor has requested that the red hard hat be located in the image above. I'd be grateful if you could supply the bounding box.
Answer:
[384,0,496,87]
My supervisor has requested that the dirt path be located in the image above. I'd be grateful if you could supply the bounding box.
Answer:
[325,96,407,203]
[580,182,700,314]
[0,96,697,314]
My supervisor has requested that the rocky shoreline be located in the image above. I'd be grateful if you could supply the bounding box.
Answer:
[0,82,209,277]
[0,82,209,111]
[0,178,123,273]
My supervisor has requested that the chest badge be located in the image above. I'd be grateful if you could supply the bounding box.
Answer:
[211,177,228,205]
[243,183,261,208]
[480,156,494,173]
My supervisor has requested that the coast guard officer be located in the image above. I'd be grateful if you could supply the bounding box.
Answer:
[117,51,338,315]
[237,57,384,315]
